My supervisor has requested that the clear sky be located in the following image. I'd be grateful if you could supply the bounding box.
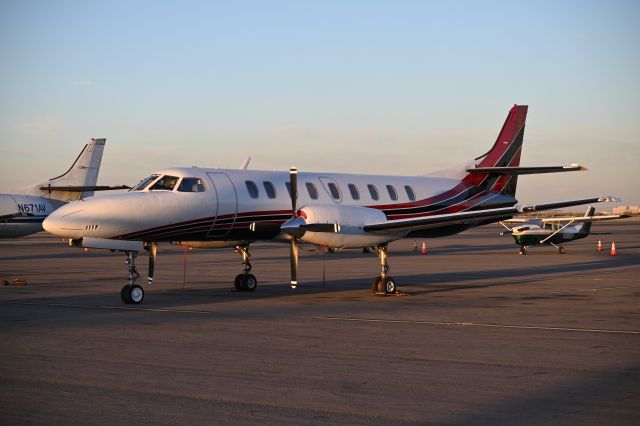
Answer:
[1,0,638,207]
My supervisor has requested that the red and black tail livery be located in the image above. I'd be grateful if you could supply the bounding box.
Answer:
[463,104,528,197]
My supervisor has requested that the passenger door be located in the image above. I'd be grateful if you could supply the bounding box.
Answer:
[206,172,238,238]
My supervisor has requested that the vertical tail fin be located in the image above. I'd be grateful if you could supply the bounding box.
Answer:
[41,138,106,201]
[463,105,528,197]
[577,206,596,234]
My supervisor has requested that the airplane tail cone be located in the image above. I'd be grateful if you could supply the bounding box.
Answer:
[610,242,617,256]
[421,241,427,255]
[597,240,602,252]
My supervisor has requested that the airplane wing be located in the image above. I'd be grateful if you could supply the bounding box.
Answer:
[363,207,518,233]
[466,164,586,175]
[540,214,630,224]
[518,196,620,213]
[362,196,620,234]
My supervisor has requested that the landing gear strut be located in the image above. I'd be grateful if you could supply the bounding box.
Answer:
[549,242,566,254]
[372,244,397,295]
[234,244,257,292]
[120,250,144,304]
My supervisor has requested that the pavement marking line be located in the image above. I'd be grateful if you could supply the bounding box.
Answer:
[1,301,212,314]
[542,286,633,295]
[315,316,640,335]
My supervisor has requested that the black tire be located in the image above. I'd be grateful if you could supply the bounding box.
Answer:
[242,274,257,292]
[558,247,566,254]
[121,285,132,304]
[234,274,244,291]
[372,276,382,292]
[129,285,144,304]
[519,247,527,255]
[383,277,397,295]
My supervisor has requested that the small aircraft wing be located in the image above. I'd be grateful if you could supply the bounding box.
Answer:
[467,164,586,175]
[540,214,631,224]
[518,196,620,213]
[39,185,131,192]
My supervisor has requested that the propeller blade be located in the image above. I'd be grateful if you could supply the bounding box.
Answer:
[290,166,297,213]
[147,242,157,284]
[290,238,298,288]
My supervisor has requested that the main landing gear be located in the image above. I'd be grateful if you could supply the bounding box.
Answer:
[550,242,566,254]
[519,246,528,255]
[371,244,397,295]
[120,250,145,304]
[234,244,257,292]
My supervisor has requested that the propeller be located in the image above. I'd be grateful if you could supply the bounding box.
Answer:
[147,242,158,284]
[289,167,299,288]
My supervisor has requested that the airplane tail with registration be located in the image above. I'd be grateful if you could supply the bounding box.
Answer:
[25,138,107,202]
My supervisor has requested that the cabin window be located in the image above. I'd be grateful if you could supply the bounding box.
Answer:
[327,182,341,200]
[306,182,319,200]
[245,180,259,199]
[367,184,379,201]
[132,174,160,191]
[177,177,206,192]
[263,181,276,199]
[404,185,416,201]
[386,185,398,201]
[348,184,360,200]
[149,175,179,191]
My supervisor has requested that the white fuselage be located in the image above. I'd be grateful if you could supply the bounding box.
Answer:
[43,166,514,247]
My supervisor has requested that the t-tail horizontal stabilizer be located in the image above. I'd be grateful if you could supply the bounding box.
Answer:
[467,164,586,175]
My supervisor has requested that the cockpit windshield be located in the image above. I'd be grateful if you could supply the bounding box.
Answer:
[131,174,160,191]
[149,175,180,191]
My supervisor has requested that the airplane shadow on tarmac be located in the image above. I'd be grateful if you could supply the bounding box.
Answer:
[3,256,635,313]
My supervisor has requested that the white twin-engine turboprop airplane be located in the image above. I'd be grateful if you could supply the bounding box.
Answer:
[43,105,616,304]
[0,138,128,239]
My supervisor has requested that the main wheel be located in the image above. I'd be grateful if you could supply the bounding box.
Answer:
[242,274,257,292]
[558,246,566,254]
[372,276,383,293]
[383,277,397,295]
[519,247,527,255]
[129,285,144,304]
[121,285,132,304]
[234,274,244,291]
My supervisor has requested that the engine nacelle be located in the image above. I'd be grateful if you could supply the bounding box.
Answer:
[296,204,404,248]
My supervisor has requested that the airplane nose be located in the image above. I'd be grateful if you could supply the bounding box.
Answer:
[42,207,85,238]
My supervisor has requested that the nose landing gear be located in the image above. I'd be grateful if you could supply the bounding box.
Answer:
[120,250,144,304]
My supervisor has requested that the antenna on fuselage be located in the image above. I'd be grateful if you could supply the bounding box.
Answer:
[239,157,251,170]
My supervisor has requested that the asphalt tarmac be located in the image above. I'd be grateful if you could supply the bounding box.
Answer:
[1,221,639,425]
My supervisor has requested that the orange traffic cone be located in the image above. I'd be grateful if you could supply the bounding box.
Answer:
[610,242,617,256]
[597,240,602,252]
[412,241,418,252]
[421,241,427,254]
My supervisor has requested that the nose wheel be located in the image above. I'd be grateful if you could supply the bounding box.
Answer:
[120,251,145,304]
[121,284,144,304]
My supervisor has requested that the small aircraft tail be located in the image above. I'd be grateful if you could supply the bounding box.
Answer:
[576,206,596,234]
[37,138,106,202]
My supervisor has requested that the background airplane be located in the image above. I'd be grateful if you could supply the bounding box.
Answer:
[0,138,129,238]
[500,206,628,254]
[43,105,616,304]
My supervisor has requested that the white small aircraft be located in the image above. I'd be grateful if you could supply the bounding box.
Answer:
[43,105,615,304]
[500,205,628,254]
[0,138,128,238]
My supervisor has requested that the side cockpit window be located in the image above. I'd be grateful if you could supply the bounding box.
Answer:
[177,177,206,192]
[149,175,179,191]
[131,174,160,191]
